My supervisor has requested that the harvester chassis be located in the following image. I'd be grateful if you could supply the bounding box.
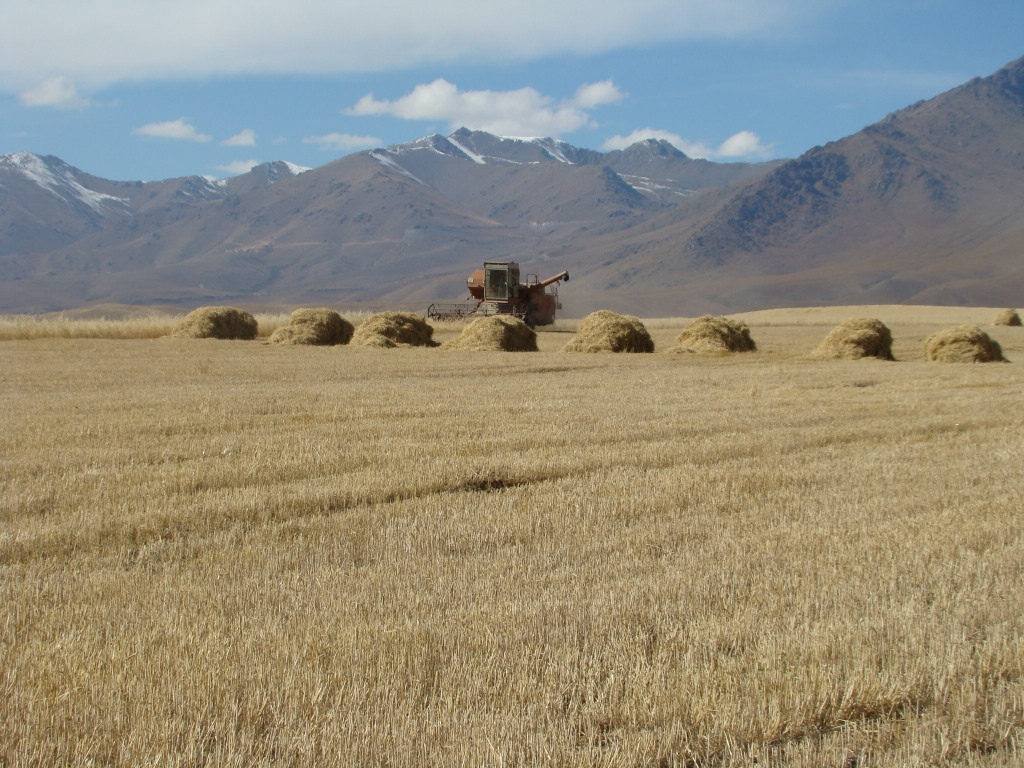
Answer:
[426,300,531,323]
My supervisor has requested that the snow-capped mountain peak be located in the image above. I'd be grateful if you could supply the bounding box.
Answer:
[379,129,603,168]
[1,151,129,213]
[282,161,312,176]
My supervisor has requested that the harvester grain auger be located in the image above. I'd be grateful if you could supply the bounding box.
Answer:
[427,261,569,327]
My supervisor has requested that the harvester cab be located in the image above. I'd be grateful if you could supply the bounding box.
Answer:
[481,262,518,303]
[428,261,569,327]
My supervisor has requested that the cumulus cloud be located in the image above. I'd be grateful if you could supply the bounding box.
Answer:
[222,129,257,147]
[133,118,212,143]
[603,129,691,152]
[348,78,623,136]
[0,1,824,90]
[572,80,625,109]
[216,159,261,175]
[302,132,383,152]
[603,127,772,159]
[18,76,89,108]
[716,130,770,158]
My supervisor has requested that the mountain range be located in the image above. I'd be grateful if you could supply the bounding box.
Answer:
[2,54,1022,315]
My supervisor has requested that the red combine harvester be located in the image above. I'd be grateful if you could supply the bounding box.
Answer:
[427,261,570,327]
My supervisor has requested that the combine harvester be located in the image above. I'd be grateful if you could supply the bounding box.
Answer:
[427,261,570,328]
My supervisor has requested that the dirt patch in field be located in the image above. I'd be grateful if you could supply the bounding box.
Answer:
[925,325,1006,362]
[669,315,756,354]
[171,306,258,340]
[993,308,1022,326]
[812,318,894,360]
[444,315,537,351]
[270,308,354,346]
[350,312,438,348]
[563,310,654,353]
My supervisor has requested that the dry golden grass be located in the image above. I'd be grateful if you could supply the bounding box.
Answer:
[0,309,371,341]
[993,309,1022,327]
[443,315,537,351]
[172,306,259,340]
[269,308,355,346]
[351,311,439,348]
[670,315,756,354]
[562,310,654,353]
[0,313,180,340]
[925,325,1007,363]
[1,306,1023,767]
[811,318,895,361]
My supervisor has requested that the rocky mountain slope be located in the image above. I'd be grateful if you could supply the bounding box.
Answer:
[0,131,777,312]
[2,55,1023,315]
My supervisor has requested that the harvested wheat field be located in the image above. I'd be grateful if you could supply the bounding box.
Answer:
[812,317,894,360]
[171,306,259,340]
[670,314,756,354]
[350,311,438,348]
[925,324,1007,362]
[993,308,1022,326]
[270,308,354,346]
[2,305,1023,767]
[563,310,654,353]
[443,315,537,351]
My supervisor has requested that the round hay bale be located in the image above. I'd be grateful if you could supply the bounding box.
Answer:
[924,324,1006,363]
[172,306,258,340]
[270,308,354,345]
[670,315,756,354]
[563,310,654,353]
[444,315,537,351]
[350,311,438,348]
[812,318,894,360]
[993,308,1022,326]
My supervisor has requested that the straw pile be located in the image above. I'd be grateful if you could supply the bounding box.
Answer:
[563,310,654,353]
[812,318,894,360]
[993,308,1022,326]
[172,306,258,339]
[444,315,537,351]
[270,308,353,345]
[669,315,756,354]
[924,325,1006,363]
[350,312,438,348]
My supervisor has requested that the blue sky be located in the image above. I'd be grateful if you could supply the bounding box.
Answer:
[2,0,1022,182]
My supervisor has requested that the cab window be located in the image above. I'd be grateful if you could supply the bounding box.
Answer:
[485,268,509,299]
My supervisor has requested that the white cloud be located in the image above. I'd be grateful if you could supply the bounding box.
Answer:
[0,1,825,89]
[717,130,770,158]
[222,129,257,147]
[604,129,687,151]
[216,159,261,175]
[302,132,382,152]
[18,76,88,108]
[133,118,212,143]
[348,78,622,136]
[603,127,772,160]
[573,80,625,109]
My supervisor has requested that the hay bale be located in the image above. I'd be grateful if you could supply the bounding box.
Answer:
[350,311,438,348]
[172,306,258,339]
[270,308,354,345]
[924,324,1006,363]
[812,318,894,360]
[669,315,756,354]
[562,310,654,353]
[444,315,538,351]
[993,308,1022,326]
